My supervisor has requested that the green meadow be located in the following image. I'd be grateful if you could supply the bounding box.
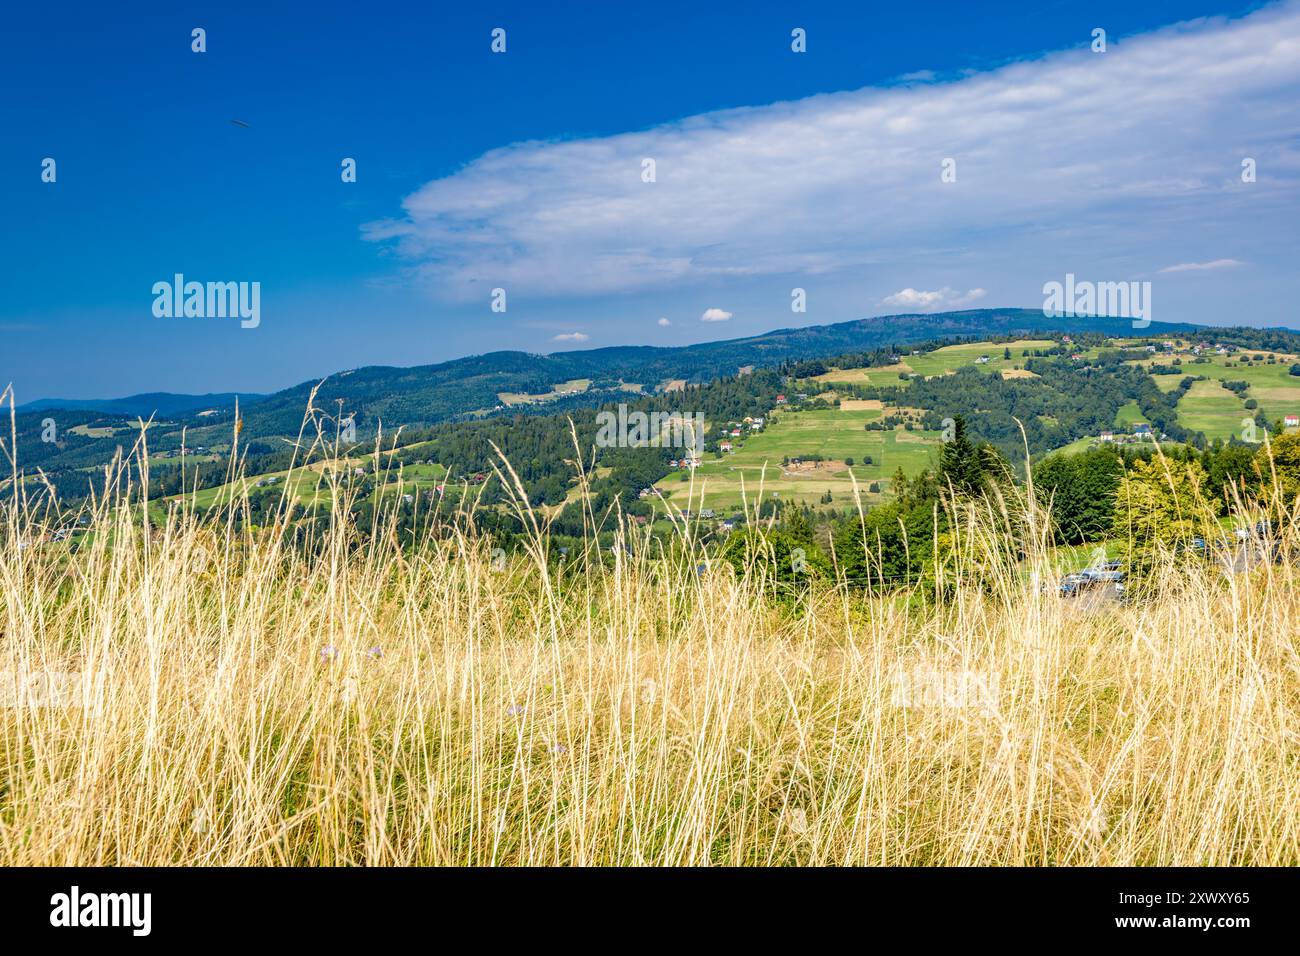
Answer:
[1137,351,1300,438]
[1176,379,1251,442]
[652,406,941,513]
[815,338,1056,388]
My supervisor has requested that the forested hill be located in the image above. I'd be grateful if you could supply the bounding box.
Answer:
[218,309,1202,438]
[17,392,267,418]
[13,308,1216,474]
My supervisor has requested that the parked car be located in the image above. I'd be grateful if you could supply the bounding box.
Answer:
[1059,561,1125,597]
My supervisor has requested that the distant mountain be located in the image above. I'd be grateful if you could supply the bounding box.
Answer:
[17,392,266,418]
[15,308,1217,467]
[224,308,1205,438]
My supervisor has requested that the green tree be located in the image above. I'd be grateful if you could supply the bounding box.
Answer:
[1256,430,1300,503]
[1034,447,1123,544]
[1112,457,1220,576]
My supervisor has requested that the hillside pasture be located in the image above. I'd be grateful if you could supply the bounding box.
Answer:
[652,408,939,511]
[1177,379,1250,442]
[497,378,592,406]
[1140,352,1300,428]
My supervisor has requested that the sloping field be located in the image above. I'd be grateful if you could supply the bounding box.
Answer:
[817,339,1056,388]
[1177,379,1249,441]
[653,408,940,512]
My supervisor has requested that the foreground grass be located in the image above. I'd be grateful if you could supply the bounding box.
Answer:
[1,433,1298,865]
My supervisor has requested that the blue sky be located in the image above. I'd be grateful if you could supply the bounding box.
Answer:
[2,0,1297,401]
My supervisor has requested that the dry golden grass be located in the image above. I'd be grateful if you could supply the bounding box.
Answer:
[1,413,1298,866]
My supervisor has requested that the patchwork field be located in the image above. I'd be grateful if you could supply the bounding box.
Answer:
[1138,351,1300,431]
[814,362,913,386]
[815,338,1057,388]
[903,339,1057,378]
[498,378,592,406]
[652,407,941,512]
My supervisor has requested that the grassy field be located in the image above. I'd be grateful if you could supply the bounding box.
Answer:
[814,339,1057,388]
[1139,352,1300,432]
[1044,435,1098,457]
[498,378,592,406]
[904,339,1057,378]
[653,407,940,512]
[1177,379,1251,442]
[165,456,450,514]
[4,455,1298,866]
[1113,400,1145,429]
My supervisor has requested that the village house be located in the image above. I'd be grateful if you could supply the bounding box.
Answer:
[1099,431,1114,442]
[719,441,733,452]
[1286,415,1300,428]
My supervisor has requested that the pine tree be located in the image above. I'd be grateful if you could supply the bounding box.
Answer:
[938,415,982,495]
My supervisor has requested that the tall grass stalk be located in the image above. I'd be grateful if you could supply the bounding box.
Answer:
[1,402,1297,865]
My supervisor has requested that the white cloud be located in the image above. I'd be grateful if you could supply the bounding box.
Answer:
[700,308,733,322]
[1158,259,1245,273]
[882,287,987,311]
[657,317,671,326]
[365,5,1300,302]
[552,331,590,342]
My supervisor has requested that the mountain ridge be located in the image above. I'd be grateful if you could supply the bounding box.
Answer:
[15,308,1239,450]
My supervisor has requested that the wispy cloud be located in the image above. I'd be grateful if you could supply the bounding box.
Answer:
[882,287,987,311]
[1158,259,1245,273]
[365,4,1300,302]
[700,308,732,323]
[657,317,672,327]
[552,331,590,342]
